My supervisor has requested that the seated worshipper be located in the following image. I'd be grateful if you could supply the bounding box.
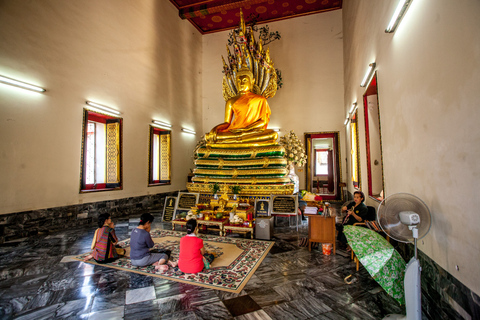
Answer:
[336,191,368,249]
[83,213,125,263]
[178,219,215,274]
[130,213,177,271]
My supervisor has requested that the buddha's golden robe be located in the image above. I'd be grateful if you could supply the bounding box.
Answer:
[220,92,271,133]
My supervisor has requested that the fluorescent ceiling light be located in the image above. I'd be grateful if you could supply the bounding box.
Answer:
[349,102,357,114]
[360,62,376,87]
[86,101,121,115]
[152,120,172,128]
[0,75,46,92]
[181,128,196,135]
[385,0,412,33]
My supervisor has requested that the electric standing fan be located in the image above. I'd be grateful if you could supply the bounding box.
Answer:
[377,193,431,320]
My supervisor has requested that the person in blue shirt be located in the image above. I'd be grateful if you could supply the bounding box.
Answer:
[130,213,177,271]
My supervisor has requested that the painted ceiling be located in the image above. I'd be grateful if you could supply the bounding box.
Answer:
[169,0,342,34]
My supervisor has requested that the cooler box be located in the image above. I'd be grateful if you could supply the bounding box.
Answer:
[255,216,274,240]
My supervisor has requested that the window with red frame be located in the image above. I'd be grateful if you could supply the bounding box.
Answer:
[149,126,171,186]
[80,109,122,191]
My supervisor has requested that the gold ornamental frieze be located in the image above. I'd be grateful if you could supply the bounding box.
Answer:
[193,168,288,177]
[206,140,278,148]
[194,157,287,168]
[191,176,291,185]
[186,182,294,195]
[196,145,285,158]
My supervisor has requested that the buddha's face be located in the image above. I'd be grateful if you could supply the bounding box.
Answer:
[236,75,253,93]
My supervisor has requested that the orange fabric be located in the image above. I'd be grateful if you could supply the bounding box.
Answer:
[220,92,271,132]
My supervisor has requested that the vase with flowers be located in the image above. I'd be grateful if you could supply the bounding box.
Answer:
[211,182,221,199]
[230,185,243,200]
[279,130,307,194]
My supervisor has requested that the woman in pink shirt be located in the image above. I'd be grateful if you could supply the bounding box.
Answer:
[178,219,214,273]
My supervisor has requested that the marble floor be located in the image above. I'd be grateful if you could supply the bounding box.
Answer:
[0,216,406,320]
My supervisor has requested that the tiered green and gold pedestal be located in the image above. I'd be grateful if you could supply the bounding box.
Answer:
[186,144,294,195]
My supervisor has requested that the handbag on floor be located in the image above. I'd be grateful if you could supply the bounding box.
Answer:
[115,247,126,256]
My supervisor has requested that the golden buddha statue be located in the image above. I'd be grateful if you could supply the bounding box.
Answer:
[186,9,294,195]
[205,61,278,148]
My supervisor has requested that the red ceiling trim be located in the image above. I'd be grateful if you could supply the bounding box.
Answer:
[179,0,267,19]
[170,0,343,34]
[195,6,342,35]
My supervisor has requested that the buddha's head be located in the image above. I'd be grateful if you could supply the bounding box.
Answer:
[236,64,254,93]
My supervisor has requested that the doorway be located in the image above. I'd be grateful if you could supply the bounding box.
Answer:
[305,132,342,201]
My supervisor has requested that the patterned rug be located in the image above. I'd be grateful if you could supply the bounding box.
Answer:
[72,229,273,293]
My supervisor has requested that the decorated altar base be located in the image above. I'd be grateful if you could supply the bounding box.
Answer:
[186,182,294,196]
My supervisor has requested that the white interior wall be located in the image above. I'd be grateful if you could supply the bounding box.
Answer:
[202,11,345,189]
[343,0,480,295]
[0,0,202,214]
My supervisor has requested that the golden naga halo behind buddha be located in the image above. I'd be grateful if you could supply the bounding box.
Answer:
[187,9,293,196]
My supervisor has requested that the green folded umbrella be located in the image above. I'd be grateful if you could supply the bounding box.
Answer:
[344,225,406,305]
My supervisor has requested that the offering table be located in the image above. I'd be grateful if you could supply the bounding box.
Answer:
[197,217,228,236]
[171,219,187,231]
[223,222,254,239]
[172,217,228,236]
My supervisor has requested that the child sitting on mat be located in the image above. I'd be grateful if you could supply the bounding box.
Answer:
[83,213,125,263]
[130,213,177,271]
[178,219,215,273]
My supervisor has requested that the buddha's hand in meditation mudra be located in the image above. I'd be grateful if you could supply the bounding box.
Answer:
[205,63,278,147]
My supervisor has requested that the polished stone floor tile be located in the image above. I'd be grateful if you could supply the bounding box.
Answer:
[125,286,156,304]
[184,286,221,307]
[192,300,233,320]
[155,293,190,314]
[88,305,125,320]
[124,299,160,319]
[11,303,63,320]
[235,309,273,320]
[223,295,262,317]
[160,309,198,319]
[247,287,288,307]
[91,291,126,312]
[55,298,92,319]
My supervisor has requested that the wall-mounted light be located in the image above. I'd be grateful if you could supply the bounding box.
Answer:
[344,118,350,126]
[0,75,46,92]
[349,102,358,114]
[385,0,413,33]
[152,120,172,130]
[85,100,121,115]
[181,128,196,135]
[271,128,281,132]
[360,62,376,87]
